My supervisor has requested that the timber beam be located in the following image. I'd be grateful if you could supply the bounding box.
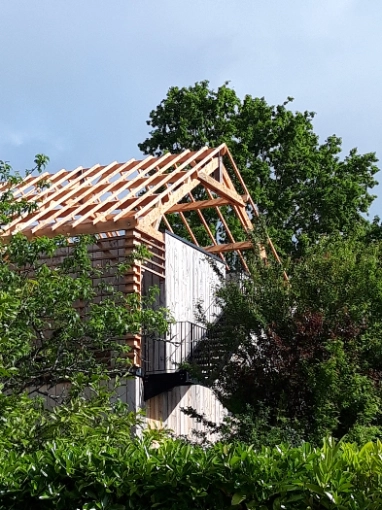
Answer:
[204,241,255,253]
[168,197,235,213]
[1,145,284,271]
[4,217,138,241]
[197,172,246,207]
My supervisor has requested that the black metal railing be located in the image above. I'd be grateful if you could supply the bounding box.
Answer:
[142,321,207,374]
[142,317,230,382]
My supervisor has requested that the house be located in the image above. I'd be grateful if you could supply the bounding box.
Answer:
[2,143,279,438]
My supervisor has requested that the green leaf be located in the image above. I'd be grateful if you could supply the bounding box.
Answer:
[232,493,246,505]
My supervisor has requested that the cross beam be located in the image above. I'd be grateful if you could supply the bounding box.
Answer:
[204,241,255,253]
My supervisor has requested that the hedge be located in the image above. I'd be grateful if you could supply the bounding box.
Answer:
[1,437,382,509]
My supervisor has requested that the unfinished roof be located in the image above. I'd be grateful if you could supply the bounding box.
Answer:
[1,144,281,268]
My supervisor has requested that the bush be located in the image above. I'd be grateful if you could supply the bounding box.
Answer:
[2,436,382,509]
[206,233,382,445]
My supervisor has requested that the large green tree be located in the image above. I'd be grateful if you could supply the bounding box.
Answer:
[139,81,379,257]
[0,157,170,449]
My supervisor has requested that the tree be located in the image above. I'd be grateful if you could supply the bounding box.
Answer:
[200,228,382,445]
[0,157,170,449]
[139,81,379,258]
[0,234,169,397]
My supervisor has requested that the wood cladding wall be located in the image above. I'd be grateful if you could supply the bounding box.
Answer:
[145,384,227,440]
[164,232,225,371]
[165,232,225,324]
[143,233,228,439]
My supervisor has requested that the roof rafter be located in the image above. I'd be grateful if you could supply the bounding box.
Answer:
[1,144,283,268]
[186,190,227,266]
[203,187,248,272]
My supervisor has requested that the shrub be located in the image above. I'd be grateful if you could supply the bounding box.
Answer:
[2,436,382,509]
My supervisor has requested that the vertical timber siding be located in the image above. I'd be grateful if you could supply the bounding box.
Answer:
[163,232,225,370]
[145,233,228,439]
[145,385,227,440]
[165,232,224,325]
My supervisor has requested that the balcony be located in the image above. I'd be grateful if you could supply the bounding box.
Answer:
[142,320,228,400]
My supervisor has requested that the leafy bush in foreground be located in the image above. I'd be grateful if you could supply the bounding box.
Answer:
[2,437,382,509]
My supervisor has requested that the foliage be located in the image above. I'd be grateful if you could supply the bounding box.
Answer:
[2,435,382,509]
[201,229,382,445]
[138,81,382,446]
[139,81,379,257]
[0,157,171,447]
[0,154,50,227]
[0,232,170,398]
[0,386,141,453]
[0,158,170,399]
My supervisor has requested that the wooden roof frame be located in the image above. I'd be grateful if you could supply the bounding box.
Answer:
[1,144,281,269]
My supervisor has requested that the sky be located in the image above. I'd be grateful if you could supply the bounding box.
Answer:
[1,0,382,216]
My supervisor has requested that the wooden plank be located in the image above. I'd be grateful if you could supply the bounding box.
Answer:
[178,210,199,246]
[2,168,79,233]
[204,240,254,253]
[145,385,228,440]
[72,153,181,228]
[135,225,165,243]
[225,148,259,218]
[42,154,173,233]
[137,176,201,229]
[219,153,284,267]
[44,159,140,232]
[197,171,246,207]
[4,216,138,240]
[165,232,225,325]
[168,197,232,213]
[15,169,73,199]
[204,188,249,272]
[12,171,52,197]
[141,266,165,279]
[2,143,283,277]
[93,150,203,225]
[3,164,105,235]
[135,157,221,230]
[132,157,219,222]
[161,215,173,233]
[31,161,124,233]
[232,204,254,231]
[188,191,227,265]
[126,170,193,188]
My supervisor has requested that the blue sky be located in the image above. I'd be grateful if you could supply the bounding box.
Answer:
[1,0,382,216]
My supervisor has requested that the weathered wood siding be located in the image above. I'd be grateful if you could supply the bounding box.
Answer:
[165,232,224,324]
[114,377,143,412]
[145,384,227,441]
[163,232,225,370]
[32,377,141,412]
[144,233,228,439]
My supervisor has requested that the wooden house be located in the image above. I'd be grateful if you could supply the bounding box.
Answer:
[1,143,280,438]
